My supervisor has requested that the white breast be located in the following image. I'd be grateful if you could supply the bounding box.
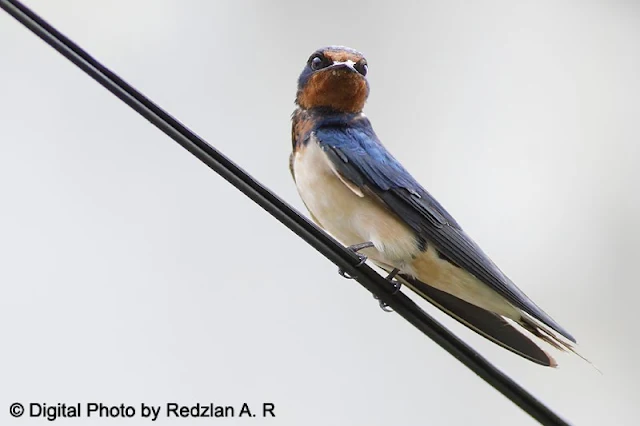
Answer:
[292,136,419,266]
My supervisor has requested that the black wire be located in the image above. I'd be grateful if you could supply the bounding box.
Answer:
[0,1,569,425]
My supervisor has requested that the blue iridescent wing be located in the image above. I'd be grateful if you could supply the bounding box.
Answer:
[314,116,575,343]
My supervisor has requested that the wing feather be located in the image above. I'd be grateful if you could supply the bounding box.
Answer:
[314,118,576,343]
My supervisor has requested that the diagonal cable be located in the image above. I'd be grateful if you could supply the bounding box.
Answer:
[0,1,568,425]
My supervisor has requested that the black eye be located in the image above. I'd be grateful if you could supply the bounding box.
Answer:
[310,54,329,71]
[354,60,368,76]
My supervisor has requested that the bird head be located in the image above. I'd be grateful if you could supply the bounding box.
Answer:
[296,46,369,114]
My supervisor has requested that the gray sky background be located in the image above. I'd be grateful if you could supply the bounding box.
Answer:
[1,1,639,425]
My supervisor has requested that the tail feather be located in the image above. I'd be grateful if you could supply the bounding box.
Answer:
[519,315,600,372]
[375,263,597,369]
[396,273,558,367]
[519,316,568,352]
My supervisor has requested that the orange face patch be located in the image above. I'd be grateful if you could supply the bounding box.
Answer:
[297,68,369,113]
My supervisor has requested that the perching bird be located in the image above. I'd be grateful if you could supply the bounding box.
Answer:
[290,45,582,367]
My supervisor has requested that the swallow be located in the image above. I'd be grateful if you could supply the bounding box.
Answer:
[289,45,586,367]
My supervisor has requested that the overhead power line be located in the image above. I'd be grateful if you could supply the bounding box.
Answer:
[0,1,569,425]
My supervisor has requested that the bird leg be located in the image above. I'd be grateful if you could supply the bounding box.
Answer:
[337,242,402,312]
[375,268,402,312]
[338,241,375,279]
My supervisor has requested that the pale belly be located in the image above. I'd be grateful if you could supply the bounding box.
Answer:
[292,138,419,268]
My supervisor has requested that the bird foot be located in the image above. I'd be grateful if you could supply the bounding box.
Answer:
[338,241,375,279]
[374,268,402,312]
[336,243,401,312]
